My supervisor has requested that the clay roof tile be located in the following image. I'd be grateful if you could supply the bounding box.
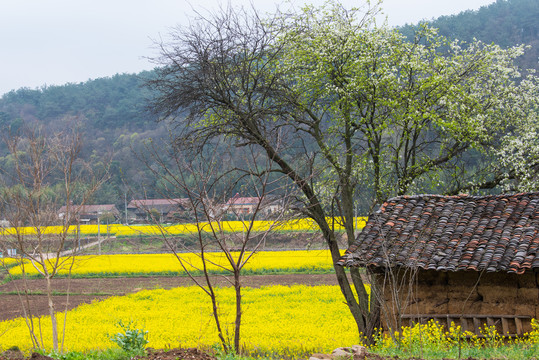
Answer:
[340,192,539,274]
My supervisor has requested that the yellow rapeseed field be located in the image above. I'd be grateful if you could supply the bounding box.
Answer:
[0,285,367,355]
[0,257,19,267]
[0,283,536,357]
[0,217,367,237]
[8,250,338,277]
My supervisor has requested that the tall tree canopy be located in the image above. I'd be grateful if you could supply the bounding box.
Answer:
[147,0,539,338]
[276,3,539,203]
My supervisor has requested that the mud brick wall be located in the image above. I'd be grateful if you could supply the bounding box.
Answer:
[376,269,539,332]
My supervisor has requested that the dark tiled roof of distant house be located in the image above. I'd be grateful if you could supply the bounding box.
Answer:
[339,193,539,274]
[127,199,189,208]
[58,204,119,214]
[226,196,261,205]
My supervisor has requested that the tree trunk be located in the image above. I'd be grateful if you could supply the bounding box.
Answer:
[341,182,378,341]
[256,133,373,339]
[210,287,229,353]
[45,275,58,350]
[330,243,367,333]
[234,270,242,354]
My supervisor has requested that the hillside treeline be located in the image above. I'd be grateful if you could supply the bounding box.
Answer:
[0,72,171,205]
[400,0,539,72]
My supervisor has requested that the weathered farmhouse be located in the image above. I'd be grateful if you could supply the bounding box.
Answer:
[340,193,539,336]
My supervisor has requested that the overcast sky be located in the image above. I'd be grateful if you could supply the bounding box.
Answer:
[0,0,496,96]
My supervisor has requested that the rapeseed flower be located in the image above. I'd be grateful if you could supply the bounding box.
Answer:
[0,285,363,356]
[8,250,338,277]
[0,217,367,237]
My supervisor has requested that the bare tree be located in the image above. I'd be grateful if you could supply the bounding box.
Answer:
[138,138,291,354]
[0,127,109,351]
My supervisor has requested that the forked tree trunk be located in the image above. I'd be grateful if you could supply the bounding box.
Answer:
[341,183,379,341]
[259,141,376,340]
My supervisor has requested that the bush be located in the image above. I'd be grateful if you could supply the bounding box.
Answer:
[109,320,148,356]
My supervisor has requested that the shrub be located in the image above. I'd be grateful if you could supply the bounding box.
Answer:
[109,320,148,356]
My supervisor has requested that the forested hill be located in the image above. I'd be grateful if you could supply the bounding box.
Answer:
[0,0,537,207]
[0,72,169,205]
[399,0,539,71]
[0,71,156,130]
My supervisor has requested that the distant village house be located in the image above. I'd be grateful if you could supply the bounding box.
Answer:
[224,194,282,218]
[127,198,190,223]
[58,204,119,225]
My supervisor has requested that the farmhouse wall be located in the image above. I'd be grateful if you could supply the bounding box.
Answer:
[376,269,539,333]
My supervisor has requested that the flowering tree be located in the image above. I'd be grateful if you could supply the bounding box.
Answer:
[146,0,539,339]
[276,3,539,200]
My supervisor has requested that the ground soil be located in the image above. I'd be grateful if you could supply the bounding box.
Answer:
[0,274,339,321]
[0,348,481,360]
[136,348,217,360]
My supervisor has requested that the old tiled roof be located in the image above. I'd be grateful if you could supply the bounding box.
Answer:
[340,193,539,274]
[58,204,118,214]
[127,199,188,208]
[226,195,261,205]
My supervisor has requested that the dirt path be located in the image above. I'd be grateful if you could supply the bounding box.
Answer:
[43,236,115,259]
[0,274,339,321]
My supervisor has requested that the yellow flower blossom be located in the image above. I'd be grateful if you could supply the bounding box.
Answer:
[0,218,367,237]
[0,285,368,355]
[8,250,340,277]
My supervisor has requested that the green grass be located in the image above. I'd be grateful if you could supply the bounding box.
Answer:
[80,230,334,254]
[37,348,133,360]
[4,266,336,281]
[0,290,113,296]
[370,342,539,360]
[28,341,539,360]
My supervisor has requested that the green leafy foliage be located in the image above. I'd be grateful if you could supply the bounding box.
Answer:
[108,320,148,356]
[0,73,170,207]
[271,1,539,207]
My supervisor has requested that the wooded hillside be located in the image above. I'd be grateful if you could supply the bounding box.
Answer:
[400,0,539,72]
[0,72,169,205]
[0,0,537,210]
